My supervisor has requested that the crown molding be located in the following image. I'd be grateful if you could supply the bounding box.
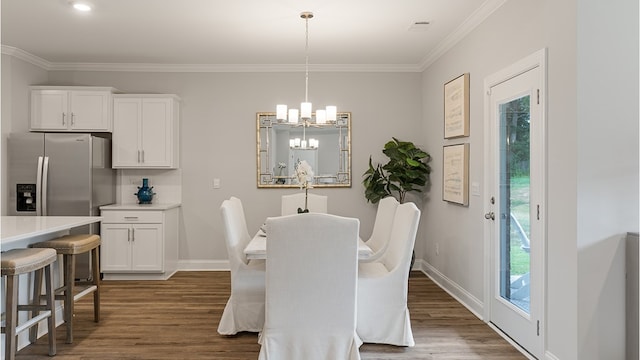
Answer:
[1,45,52,70]
[419,0,509,71]
[0,46,422,72]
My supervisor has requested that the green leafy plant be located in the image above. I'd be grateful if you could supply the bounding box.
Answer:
[363,137,431,204]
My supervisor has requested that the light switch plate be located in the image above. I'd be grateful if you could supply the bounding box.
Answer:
[471,181,480,196]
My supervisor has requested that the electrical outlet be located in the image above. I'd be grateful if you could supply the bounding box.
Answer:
[213,178,221,189]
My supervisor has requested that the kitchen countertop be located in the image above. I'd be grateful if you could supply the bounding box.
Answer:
[100,203,181,211]
[1,216,103,245]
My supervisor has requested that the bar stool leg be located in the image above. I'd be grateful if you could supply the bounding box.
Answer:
[44,262,57,356]
[29,268,44,343]
[91,246,101,322]
[64,254,76,344]
[5,275,18,360]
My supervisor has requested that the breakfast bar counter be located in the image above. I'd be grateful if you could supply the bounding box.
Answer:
[1,216,103,356]
[1,216,103,249]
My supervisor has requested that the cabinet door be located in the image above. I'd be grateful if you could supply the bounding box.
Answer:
[70,91,111,131]
[131,224,163,272]
[101,224,133,272]
[30,90,69,130]
[140,98,173,167]
[112,98,142,167]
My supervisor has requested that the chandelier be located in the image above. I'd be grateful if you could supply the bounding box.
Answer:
[276,11,337,125]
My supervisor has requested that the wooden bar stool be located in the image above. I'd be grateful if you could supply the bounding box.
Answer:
[31,234,101,344]
[1,248,57,360]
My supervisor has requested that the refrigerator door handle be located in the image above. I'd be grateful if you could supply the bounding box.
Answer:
[36,156,44,216]
[42,156,50,216]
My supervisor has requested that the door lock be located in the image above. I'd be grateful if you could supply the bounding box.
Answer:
[484,211,495,220]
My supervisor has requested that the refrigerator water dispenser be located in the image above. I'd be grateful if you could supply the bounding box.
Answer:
[16,184,37,212]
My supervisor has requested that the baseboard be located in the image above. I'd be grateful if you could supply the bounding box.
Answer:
[177,259,230,271]
[416,259,484,318]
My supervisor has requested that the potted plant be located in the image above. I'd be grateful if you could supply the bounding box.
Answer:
[363,137,431,204]
[363,137,431,270]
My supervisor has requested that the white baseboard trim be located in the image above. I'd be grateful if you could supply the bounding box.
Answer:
[416,259,484,319]
[177,259,230,271]
[416,259,558,360]
[544,351,560,360]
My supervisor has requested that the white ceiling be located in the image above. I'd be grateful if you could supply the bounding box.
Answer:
[1,0,506,72]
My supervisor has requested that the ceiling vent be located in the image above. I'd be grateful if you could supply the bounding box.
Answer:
[408,21,431,32]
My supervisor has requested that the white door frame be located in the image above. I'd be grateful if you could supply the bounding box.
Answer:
[483,48,547,358]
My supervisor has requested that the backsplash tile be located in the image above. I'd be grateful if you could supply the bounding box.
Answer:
[117,169,182,204]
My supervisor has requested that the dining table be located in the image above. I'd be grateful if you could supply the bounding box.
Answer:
[244,228,373,260]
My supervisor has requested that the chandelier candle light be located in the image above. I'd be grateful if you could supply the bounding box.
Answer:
[276,12,337,127]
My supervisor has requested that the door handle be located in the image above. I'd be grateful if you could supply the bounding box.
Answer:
[484,211,495,220]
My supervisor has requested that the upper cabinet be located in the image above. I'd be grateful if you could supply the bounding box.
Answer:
[112,94,180,169]
[30,86,117,132]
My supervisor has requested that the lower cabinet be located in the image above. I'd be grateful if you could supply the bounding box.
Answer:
[100,205,179,280]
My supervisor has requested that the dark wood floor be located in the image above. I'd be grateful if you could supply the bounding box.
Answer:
[17,271,526,359]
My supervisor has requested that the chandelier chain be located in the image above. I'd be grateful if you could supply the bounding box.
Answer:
[304,15,309,103]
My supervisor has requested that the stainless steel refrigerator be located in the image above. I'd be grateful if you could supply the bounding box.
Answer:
[7,132,116,279]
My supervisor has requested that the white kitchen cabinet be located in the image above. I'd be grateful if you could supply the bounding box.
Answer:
[30,86,117,132]
[100,204,180,280]
[112,94,180,169]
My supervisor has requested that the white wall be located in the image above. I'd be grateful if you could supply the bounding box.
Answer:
[420,0,581,359]
[1,54,48,215]
[43,70,423,266]
[576,0,639,358]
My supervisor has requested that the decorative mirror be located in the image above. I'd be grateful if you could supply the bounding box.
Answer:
[256,112,351,188]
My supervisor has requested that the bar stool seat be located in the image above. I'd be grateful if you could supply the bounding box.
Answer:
[31,234,101,344]
[1,248,57,360]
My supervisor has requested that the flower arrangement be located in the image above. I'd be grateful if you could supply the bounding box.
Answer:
[294,160,314,213]
[294,160,314,190]
[275,162,287,184]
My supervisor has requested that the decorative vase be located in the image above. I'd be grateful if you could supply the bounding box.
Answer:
[135,178,156,204]
[297,188,309,213]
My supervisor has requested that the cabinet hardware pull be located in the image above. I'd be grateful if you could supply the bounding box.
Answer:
[124,216,139,220]
[131,228,135,241]
[141,150,145,163]
[71,112,75,126]
[62,112,66,125]
[127,228,131,242]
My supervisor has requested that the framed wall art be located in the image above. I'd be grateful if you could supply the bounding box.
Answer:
[442,143,469,206]
[444,73,470,139]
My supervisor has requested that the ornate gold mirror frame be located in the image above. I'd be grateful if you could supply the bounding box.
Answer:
[256,112,351,188]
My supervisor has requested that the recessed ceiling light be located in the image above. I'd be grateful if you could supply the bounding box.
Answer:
[72,2,92,12]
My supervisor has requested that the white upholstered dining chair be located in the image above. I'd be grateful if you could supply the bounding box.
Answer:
[361,196,399,263]
[217,197,266,335]
[281,192,328,215]
[356,201,420,346]
[258,213,362,360]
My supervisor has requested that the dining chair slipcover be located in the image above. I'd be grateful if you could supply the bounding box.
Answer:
[281,193,328,215]
[361,196,399,263]
[258,213,362,360]
[356,201,420,346]
[218,197,266,335]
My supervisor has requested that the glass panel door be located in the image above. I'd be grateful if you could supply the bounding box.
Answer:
[485,50,545,358]
[499,96,531,313]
